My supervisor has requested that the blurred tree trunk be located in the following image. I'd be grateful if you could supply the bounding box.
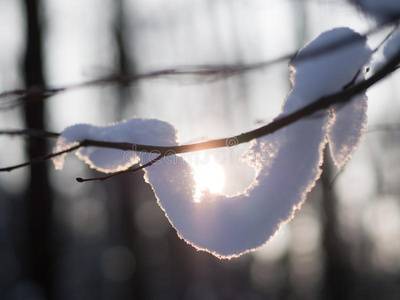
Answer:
[102,1,144,299]
[321,152,355,300]
[22,0,54,298]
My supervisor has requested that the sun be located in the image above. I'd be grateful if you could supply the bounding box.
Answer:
[188,154,225,201]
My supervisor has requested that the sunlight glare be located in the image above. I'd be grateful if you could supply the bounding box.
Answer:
[189,154,225,201]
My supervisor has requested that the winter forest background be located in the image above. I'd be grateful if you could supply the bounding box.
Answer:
[0,0,400,299]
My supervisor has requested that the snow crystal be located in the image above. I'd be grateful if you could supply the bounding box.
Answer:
[53,28,372,258]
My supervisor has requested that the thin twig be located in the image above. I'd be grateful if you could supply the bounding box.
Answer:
[0,22,395,111]
[372,23,400,53]
[0,38,399,177]
[1,49,399,174]
[0,143,81,172]
[76,153,165,182]
[74,50,400,155]
[0,129,60,139]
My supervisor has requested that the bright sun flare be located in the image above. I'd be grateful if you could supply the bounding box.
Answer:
[189,155,225,201]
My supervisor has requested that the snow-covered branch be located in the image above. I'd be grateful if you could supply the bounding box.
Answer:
[2,18,400,258]
[1,45,399,174]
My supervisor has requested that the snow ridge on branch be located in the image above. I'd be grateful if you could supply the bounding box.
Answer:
[0,3,400,257]
[49,28,375,258]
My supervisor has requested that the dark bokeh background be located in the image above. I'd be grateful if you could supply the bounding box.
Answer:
[0,0,399,299]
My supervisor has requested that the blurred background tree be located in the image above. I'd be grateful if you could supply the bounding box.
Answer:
[0,0,399,299]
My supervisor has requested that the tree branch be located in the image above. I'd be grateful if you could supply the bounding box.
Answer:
[1,41,399,176]
[0,143,81,172]
[0,22,396,111]
[76,153,165,182]
[0,129,59,139]
[76,50,400,155]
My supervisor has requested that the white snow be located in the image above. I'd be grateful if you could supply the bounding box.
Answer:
[53,27,372,258]
[52,118,178,173]
[287,27,371,168]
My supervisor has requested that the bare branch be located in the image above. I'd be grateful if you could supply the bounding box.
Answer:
[372,24,400,53]
[76,50,400,155]
[0,22,396,111]
[0,143,81,172]
[1,45,399,175]
[0,129,59,139]
[76,153,165,182]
